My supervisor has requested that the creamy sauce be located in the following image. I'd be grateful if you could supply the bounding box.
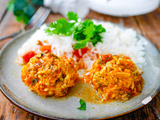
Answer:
[68,79,101,104]
[54,78,113,104]
[53,77,144,104]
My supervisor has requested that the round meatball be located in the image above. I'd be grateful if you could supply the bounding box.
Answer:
[21,53,78,97]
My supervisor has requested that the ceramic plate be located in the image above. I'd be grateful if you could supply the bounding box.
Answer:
[0,26,160,119]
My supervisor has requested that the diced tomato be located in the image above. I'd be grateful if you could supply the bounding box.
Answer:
[37,40,43,45]
[102,54,113,63]
[123,56,131,59]
[73,47,89,58]
[97,64,101,68]
[22,51,36,63]
[40,45,51,52]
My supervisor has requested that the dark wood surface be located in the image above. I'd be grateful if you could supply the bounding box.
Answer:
[0,2,160,120]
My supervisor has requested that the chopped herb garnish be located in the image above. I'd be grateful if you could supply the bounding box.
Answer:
[31,78,38,85]
[49,53,58,59]
[77,99,86,110]
[102,60,105,64]
[45,11,106,49]
[41,53,45,57]
[62,88,68,94]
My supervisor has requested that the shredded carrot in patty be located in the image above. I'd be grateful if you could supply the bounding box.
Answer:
[87,54,143,101]
[21,52,78,98]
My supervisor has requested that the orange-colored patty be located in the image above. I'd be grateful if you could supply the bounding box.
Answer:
[88,54,143,101]
[21,53,78,97]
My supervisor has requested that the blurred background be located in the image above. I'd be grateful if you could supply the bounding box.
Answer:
[0,0,160,120]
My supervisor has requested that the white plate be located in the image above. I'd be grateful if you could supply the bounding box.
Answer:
[0,26,160,119]
[89,0,160,17]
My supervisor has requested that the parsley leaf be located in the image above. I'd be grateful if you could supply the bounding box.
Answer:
[83,20,95,38]
[73,22,86,41]
[73,39,89,49]
[77,99,86,110]
[67,11,78,22]
[45,11,106,49]
[73,19,106,49]
[45,18,75,36]
[44,26,53,36]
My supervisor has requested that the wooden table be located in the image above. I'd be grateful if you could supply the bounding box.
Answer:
[0,1,160,120]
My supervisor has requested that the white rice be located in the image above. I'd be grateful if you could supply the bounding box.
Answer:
[17,20,147,69]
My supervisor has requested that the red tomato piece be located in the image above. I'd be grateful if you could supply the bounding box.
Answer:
[123,56,131,59]
[102,54,113,63]
[73,47,89,58]
[40,45,51,52]
[22,51,36,63]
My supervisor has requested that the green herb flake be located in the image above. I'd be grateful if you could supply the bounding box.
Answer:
[31,78,38,85]
[77,99,86,110]
[102,60,105,64]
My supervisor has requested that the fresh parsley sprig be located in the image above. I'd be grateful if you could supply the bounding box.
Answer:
[77,99,86,110]
[45,18,75,36]
[73,19,106,49]
[45,11,78,36]
[45,11,106,49]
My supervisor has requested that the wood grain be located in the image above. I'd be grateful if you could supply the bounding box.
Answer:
[0,0,9,23]
[0,11,24,49]
[135,7,160,51]
[0,4,160,120]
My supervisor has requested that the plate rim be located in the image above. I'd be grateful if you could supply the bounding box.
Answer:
[0,25,160,119]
